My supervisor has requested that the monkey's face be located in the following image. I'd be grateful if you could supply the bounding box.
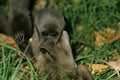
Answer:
[36,21,63,44]
[35,9,65,44]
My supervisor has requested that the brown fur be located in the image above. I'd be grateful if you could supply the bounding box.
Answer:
[30,29,92,80]
[29,8,92,80]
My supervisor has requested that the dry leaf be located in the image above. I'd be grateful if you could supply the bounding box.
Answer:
[0,33,17,50]
[104,28,115,40]
[104,28,120,43]
[108,33,120,43]
[113,49,120,60]
[94,28,120,47]
[100,59,120,77]
[94,31,106,47]
[85,63,108,75]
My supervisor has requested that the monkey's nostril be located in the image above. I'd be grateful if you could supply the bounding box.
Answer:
[40,48,47,54]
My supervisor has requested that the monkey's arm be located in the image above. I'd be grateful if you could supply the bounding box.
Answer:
[9,0,33,38]
[58,31,75,64]
[60,31,92,80]
[8,0,35,53]
[68,65,92,80]
[57,31,92,80]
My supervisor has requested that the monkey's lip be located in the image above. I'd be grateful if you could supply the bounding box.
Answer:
[40,48,55,59]
[40,48,48,54]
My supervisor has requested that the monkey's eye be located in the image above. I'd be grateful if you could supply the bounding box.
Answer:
[41,31,49,36]
[51,31,58,37]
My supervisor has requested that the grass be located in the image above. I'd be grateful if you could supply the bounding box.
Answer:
[0,43,38,80]
[0,0,120,80]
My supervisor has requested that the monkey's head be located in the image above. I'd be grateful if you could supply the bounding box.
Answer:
[35,8,65,44]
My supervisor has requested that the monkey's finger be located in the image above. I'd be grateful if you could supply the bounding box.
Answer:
[77,65,93,80]
[59,31,72,54]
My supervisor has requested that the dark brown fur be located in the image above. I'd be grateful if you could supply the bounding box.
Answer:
[8,0,34,53]
[9,0,33,38]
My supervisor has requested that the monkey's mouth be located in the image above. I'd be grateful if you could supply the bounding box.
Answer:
[40,48,47,54]
[40,48,55,59]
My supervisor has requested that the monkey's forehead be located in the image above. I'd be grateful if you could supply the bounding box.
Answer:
[35,16,65,29]
[37,8,63,18]
[37,14,64,23]
[36,10,65,23]
[37,23,64,32]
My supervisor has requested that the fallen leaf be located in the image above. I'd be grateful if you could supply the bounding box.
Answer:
[100,59,120,77]
[85,63,108,75]
[0,33,18,50]
[104,28,115,40]
[104,28,120,43]
[113,49,120,60]
[94,31,106,47]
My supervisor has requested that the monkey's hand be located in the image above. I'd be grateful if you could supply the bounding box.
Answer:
[68,65,92,80]
[14,31,25,44]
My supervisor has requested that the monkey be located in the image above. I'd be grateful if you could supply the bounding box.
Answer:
[8,0,36,55]
[29,29,72,79]
[33,8,67,67]
[68,65,93,80]
[30,8,68,67]
[29,29,92,80]
[29,8,92,80]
